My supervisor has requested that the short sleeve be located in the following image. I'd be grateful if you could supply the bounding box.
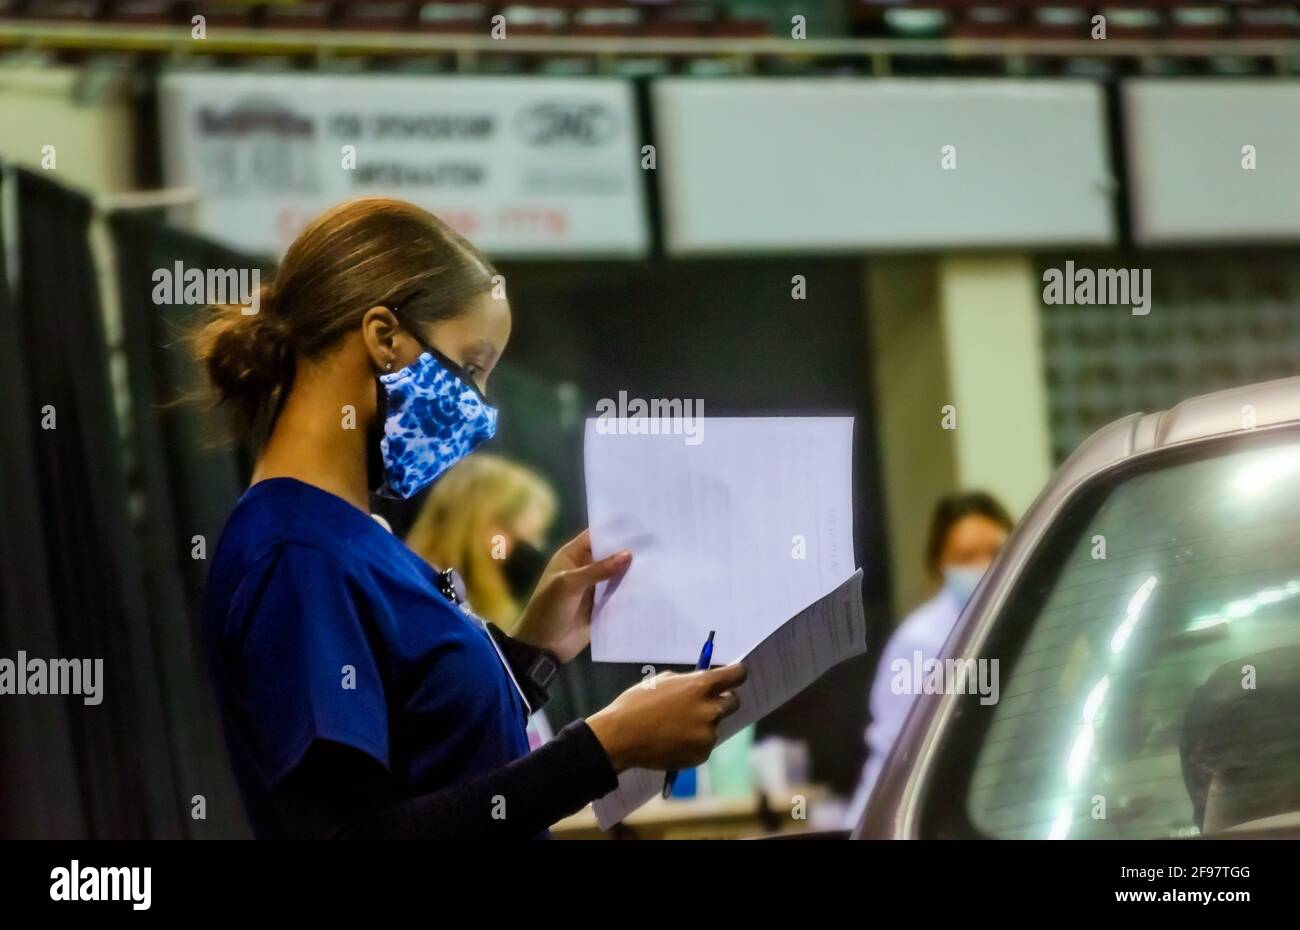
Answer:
[228,543,389,786]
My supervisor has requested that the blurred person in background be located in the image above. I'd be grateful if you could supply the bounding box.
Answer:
[406,453,557,633]
[197,197,746,839]
[407,453,561,748]
[844,491,1013,828]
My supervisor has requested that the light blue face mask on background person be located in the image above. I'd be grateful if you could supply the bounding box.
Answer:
[942,564,987,607]
[374,348,498,499]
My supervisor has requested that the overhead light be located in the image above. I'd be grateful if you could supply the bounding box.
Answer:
[1232,449,1300,498]
[1111,576,1158,653]
[1185,579,1300,632]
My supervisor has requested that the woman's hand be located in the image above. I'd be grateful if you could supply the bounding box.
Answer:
[512,529,631,663]
[585,665,748,773]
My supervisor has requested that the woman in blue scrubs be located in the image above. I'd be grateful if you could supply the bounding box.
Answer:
[196,198,746,839]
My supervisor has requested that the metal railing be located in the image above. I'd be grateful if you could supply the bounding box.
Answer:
[2,21,1300,73]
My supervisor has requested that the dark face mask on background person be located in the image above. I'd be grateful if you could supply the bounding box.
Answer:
[503,540,548,601]
[370,344,498,500]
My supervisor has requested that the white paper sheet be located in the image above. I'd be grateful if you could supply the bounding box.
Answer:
[592,569,867,830]
[585,416,855,665]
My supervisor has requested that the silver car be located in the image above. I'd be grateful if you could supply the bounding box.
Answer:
[856,376,1300,840]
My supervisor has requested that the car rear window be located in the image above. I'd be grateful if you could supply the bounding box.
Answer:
[961,433,1300,838]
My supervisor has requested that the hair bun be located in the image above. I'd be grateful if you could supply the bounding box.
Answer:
[193,291,294,440]
[251,280,275,316]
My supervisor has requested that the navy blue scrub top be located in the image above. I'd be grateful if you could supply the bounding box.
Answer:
[203,477,531,838]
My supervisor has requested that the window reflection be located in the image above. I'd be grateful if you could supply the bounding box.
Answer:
[965,436,1300,839]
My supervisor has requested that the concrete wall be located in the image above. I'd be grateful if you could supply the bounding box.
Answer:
[938,254,1054,518]
[866,254,1053,621]
[865,256,955,618]
[0,65,137,194]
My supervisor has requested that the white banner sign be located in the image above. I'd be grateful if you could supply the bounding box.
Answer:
[160,73,648,257]
[652,78,1116,253]
[1124,80,1300,245]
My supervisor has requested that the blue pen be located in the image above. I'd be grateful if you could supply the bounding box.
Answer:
[662,630,716,799]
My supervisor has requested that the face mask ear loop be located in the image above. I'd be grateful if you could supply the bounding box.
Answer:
[380,287,431,372]
[382,290,489,401]
[385,288,430,335]
[366,369,390,496]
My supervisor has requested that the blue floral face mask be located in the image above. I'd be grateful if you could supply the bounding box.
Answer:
[374,347,498,499]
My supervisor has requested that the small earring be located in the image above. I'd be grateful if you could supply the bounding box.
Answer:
[385,360,393,370]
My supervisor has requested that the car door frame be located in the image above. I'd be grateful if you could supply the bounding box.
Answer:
[856,415,1300,840]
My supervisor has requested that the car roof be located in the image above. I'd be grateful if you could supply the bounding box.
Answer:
[1054,374,1300,502]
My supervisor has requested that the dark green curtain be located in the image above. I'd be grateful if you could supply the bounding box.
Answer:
[0,166,86,839]
[0,170,254,838]
[107,208,260,838]
[107,211,255,628]
[2,168,184,837]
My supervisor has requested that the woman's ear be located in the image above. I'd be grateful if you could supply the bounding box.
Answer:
[361,306,402,372]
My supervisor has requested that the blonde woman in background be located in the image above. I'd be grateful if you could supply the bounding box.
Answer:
[406,453,558,633]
